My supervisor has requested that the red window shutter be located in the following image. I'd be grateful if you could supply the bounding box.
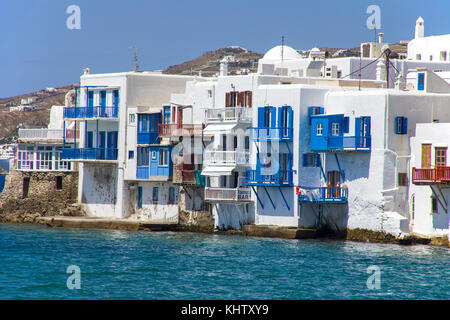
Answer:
[248,91,252,108]
[238,92,243,107]
[225,92,230,107]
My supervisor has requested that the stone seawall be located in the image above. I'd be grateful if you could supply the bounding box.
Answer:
[0,170,84,223]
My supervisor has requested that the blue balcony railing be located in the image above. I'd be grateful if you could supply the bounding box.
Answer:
[62,148,118,160]
[297,186,348,203]
[136,166,149,179]
[63,106,119,119]
[249,127,293,141]
[137,132,160,145]
[311,136,371,152]
[244,169,294,186]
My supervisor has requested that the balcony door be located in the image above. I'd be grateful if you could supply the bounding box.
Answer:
[327,170,340,198]
[100,91,106,118]
[421,144,431,168]
[98,131,106,159]
[435,147,447,167]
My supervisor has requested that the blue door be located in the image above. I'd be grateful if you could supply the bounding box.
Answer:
[107,131,118,160]
[99,131,106,159]
[138,186,143,209]
[86,131,93,149]
[100,91,106,117]
[113,90,119,117]
[87,91,94,117]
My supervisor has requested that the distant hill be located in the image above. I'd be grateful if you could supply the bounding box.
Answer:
[0,42,409,143]
[0,85,74,144]
[163,47,263,76]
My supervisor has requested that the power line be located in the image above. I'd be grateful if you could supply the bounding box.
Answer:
[340,53,384,79]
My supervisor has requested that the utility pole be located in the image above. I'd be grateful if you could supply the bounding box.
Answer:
[384,48,391,88]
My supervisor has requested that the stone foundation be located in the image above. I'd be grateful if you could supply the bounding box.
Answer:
[0,170,84,223]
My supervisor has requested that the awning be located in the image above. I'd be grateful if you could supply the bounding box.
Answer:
[203,123,237,134]
[201,166,234,176]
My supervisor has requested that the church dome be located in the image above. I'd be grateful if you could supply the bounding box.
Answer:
[263,45,302,60]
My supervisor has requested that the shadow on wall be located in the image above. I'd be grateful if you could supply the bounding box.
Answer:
[257,187,295,217]
[300,202,349,234]
[81,165,117,205]
[432,210,450,230]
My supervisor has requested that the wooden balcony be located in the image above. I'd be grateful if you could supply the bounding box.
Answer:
[412,167,450,184]
[158,124,205,137]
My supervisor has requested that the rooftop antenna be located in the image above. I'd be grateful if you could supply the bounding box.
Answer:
[132,46,139,72]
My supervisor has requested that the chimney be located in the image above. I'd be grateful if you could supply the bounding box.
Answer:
[220,59,228,76]
[378,33,384,44]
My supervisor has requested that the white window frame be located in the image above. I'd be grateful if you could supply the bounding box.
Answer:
[129,113,136,125]
[159,149,169,167]
[331,123,339,136]
[316,123,323,136]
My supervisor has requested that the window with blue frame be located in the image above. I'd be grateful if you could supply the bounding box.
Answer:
[395,116,408,135]
[317,122,323,136]
[137,113,161,144]
[302,153,321,167]
[308,106,324,124]
[137,147,149,166]
[159,149,169,166]
[331,123,340,136]
[169,187,175,204]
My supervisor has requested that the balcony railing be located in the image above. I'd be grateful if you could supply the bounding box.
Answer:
[204,150,250,166]
[412,167,450,184]
[244,169,294,186]
[297,186,348,203]
[62,148,118,161]
[19,129,63,140]
[206,107,252,122]
[63,106,119,119]
[249,127,293,141]
[158,124,205,137]
[205,187,252,202]
[137,132,159,145]
[311,136,371,152]
[136,166,149,179]
[17,151,72,172]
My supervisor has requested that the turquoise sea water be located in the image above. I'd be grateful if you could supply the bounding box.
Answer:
[0,223,449,300]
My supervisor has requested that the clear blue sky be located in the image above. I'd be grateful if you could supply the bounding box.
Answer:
[1,0,449,98]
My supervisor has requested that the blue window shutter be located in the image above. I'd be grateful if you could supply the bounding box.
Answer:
[270,107,277,128]
[402,117,408,134]
[315,153,321,167]
[302,154,307,167]
[258,107,265,127]
[355,117,361,137]
[319,107,324,115]
[288,106,293,129]
[343,117,349,133]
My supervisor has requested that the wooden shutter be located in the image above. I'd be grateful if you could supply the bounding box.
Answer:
[422,144,431,168]
[248,91,252,108]
[225,92,230,107]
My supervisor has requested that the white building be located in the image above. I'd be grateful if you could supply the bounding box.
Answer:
[410,123,450,237]
[61,71,195,220]
[407,17,450,62]
[17,105,74,172]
